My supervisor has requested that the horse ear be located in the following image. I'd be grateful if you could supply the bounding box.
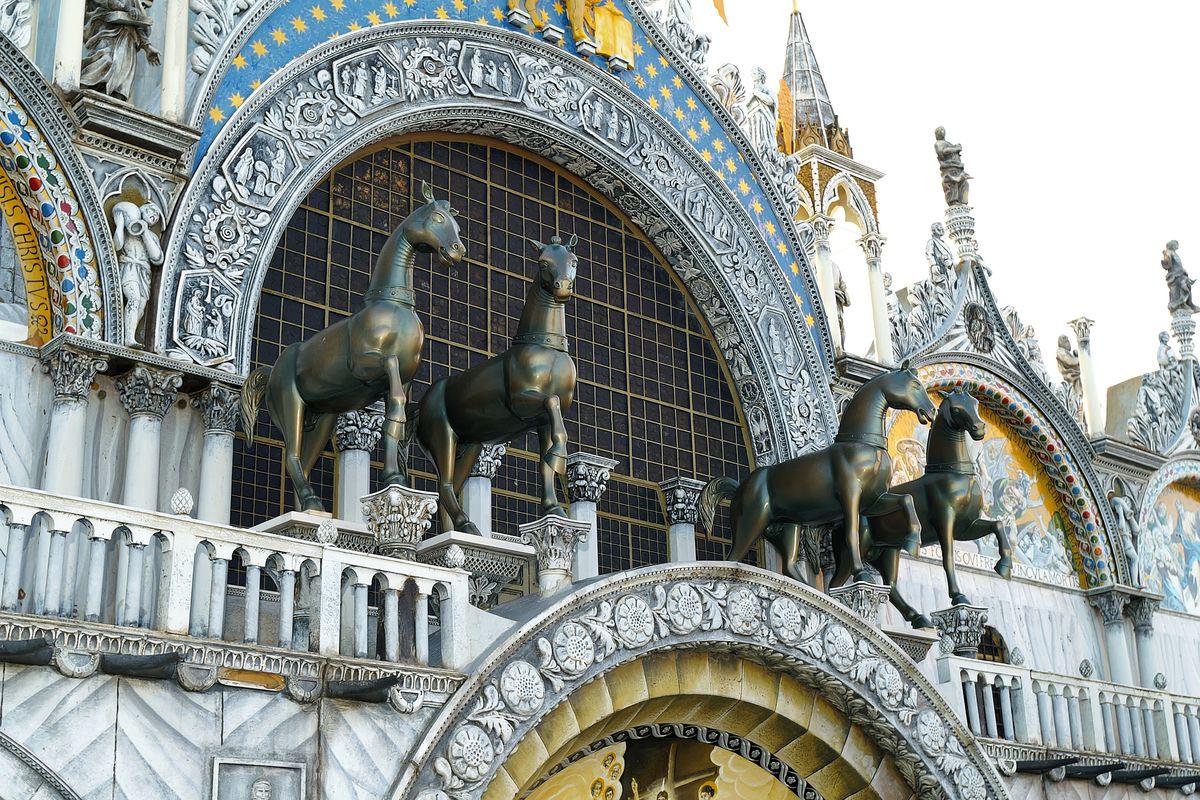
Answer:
[937,389,951,399]
[568,233,578,249]
[421,181,435,203]
[448,206,459,217]
[900,358,912,371]
[530,239,544,253]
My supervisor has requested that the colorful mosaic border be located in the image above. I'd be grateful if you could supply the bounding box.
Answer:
[192,0,824,362]
[1138,457,1200,535]
[0,84,102,337]
[919,362,1113,588]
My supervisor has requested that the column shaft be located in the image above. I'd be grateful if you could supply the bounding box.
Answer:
[1035,690,1054,746]
[1067,695,1084,749]
[998,683,1015,740]
[122,544,145,627]
[278,570,296,649]
[982,681,999,738]
[352,583,368,659]
[335,448,371,523]
[159,0,189,120]
[1176,710,1194,763]
[31,525,52,614]
[123,415,164,511]
[568,499,598,580]
[197,431,234,523]
[1,524,27,610]
[208,558,228,639]
[83,536,106,620]
[383,589,399,662]
[1116,701,1134,755]
[1103,621,1135,686]
[1051,693,1071,749]
[461,476,493,537]
[962,675,982,735]
[1101,700,1117,753]
[52,0,86,91]
[1143,706,1159,759]
[243,565,261,644]
[667,522,696,562]
[414,591,429,665]
[44,530,67,616]
[1187,713,1200,764]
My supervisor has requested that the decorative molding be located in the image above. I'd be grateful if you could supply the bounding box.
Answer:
[395,563,1008,800]
[0,729,82,800]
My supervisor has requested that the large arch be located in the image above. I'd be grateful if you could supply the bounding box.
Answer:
[0,36,120,342]
[0,729,80,800]
[390,563,1008,800]
[158,21,836,461]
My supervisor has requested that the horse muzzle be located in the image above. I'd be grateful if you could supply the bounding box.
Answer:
[916,404,935,425]
[970,423,986,440]
[439,242,465,266]
[552,280,574,301]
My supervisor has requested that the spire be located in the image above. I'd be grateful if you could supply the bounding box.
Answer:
[781,5,851,156]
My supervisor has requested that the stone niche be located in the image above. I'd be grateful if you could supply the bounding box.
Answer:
[212,758,306,799]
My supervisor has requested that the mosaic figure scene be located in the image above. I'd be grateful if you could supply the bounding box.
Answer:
[0,0,1194,798]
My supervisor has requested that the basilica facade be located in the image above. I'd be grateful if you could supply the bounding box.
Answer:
[0,1,1196,799]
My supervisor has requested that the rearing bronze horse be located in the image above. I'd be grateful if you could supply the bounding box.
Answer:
[240,182,465,512]
[413,235,578,534]
[851,388,1013,628]
[699,365,936,583]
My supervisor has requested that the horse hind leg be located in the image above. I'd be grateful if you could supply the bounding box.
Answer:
[418,388,476,536]
[268,369,323,513]
[726,481,770,564]
[966,518,1012,578]
[876,548,934,629]
[299,412,337,495]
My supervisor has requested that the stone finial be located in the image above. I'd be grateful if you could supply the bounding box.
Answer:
[315,519,338,545]
[362,484,438,560]
[930,604,988,658]
[116,365,183,419]
[42,347,108,403]
[566,452,619,503]
[1155,672,1168,690]
[659,476,705,526]
[1125,595,1161,632]
[443,543,466,569]
[1079,658,1095,678]
[1087,587,1131,626]
[335,409,384,452]
[829,580,892,627]
[520,514,589,593]
[193,383,240,433]
[169,487,194,516]
[469,443,507,480]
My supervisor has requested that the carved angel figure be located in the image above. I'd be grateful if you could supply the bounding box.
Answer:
[80,0,161,101]
[112,200,163,348]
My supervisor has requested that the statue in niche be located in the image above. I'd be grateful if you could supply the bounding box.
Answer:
[249,778,272,800]
[744,67,778,153]
[1108,485,1143,589]
[1162,240,1198,315]
[112,200,163,348]
[1056,334,1081,395]
[934,127,971,207]
[80,0,161,102]
[1158,330,1177,368]
[832,260,849,350]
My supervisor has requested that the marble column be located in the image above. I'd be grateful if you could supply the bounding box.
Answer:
[159,0,189,120]
[194,384,240,524]
[807,213,841,353]
[52,0,86,91]
[1125,595,1162,689]
[117,365,183,511]
[1089,588,1135,686]
[0,523,27,610]
[659,476,703,562]
[414,589,430,665]
[334,409,383,524]
[1069,317,1103,437]
[566,452,617,580]
[858,232,894,365]
[462,444,506,537]
[277,569,296,649]
[41,347,108,497]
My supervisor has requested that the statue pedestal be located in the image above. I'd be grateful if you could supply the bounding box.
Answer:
[1172,309,1196,359]
[361,485,438,560]
[519,515,589,594]
[943,204,978,263]
[829,581,892,626]
[930,604,988,658]
[252,511,372,552]
[416,531,535,609]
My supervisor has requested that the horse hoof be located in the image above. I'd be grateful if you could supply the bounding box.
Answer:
[381,472,409,489]
[911,614,936,630]
[903,532,922,556]
[852,569,874,584]
[541,504,568,518]
[994,557,1012,579]
[950,593,970,606]
[458,521,482,537]
[301,499,325,514]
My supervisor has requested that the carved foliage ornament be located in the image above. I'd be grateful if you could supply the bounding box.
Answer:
[416,575,999,800]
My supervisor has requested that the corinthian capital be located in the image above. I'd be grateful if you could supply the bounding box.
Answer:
[469,443,507,480]
[116,365,183,419]
[42,347,108,403]
[857,232,886,262]
[806,213,834,244]
[1068,317,1094,350]
[194,383,240,433]
[659,476,705,526]
[1087,586,1131,626]
[335,409,384,452]
[520,515,589,574]
[566,452,619,503]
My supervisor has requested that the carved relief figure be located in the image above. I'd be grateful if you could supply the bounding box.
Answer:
[1056,334,1081,396]
[1158,330,1177,368]
[249,778,272,800]
[80,0,161,101]
[933,127,970,207]
[1163,240,1198,314]
[832,260,849,350]
[1109,485,1143,589]
[112,200,163,348]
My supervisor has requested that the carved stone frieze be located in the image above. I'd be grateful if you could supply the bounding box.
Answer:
[116,365,183,419]
[0,0,32,48]
[469,443,507,480]
[362,485,439,560]
[191,0,254,74]
[1127,360,1188,454]
[194,382,241,433]
[159,22,834,461]
[42,347,108,403]
[335,409,384,452]
[565,452,618,503]
[659,476,705,526]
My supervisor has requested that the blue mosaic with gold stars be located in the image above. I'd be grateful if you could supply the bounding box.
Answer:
[199,0,826,365]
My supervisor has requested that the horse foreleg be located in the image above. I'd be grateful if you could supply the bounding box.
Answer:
[966,518,1012,578]
[876,548,934,629]
[537,420,568,518]
[452,441,484,496]
[300,413,337,483]
[837,483,867,582]
[937,507,970,605]
[776,524,814,586]
[381,356,408,487]
[273,380,322,513]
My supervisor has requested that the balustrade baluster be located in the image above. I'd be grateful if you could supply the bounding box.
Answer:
[1130,698,1147,757]
[31,521,52,614]
[1,523,27,610]
[1175,706,1193,763]
[415,589,430,666]
[1143,704,1158,759]
[1051,689,1071,749]
[1035,685,1054,746]
[352,582,369,659]
[244,564,262,644]
[383,589,400,663]
[1101,696,1118,754]
[43,529,68,616]
[962,672,982,736]
[981,678,999,738]
[84,534,107,621]
[1066,691,1084,750]
[1187,710,1200,765]
[208,557,228,639]
[997,680,1015,741]
[278,569,296,649]
[122,543,146,627]
[1116,698,1134,755]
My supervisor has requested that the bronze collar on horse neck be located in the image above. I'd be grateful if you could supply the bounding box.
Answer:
[364,286,416,305]
[513,331,570,352]
[923,460,976,475]
[833,431,889,450]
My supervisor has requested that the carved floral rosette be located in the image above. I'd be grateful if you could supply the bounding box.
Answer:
[362,485,439,560]
[408,565,1004,800]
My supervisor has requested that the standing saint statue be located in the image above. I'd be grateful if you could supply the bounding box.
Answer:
[112,200,163,348]
[1162,240,1198,314]
[80,0,161,101]
[934,127,971,207]
[1108,489,1143,588]
[744,67,778,152]
[1056,334,1081,396]
[832,260,849,350]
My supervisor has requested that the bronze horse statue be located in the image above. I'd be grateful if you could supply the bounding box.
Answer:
[240,182,465,512]
[699,364,937,583]
[412,235,578,534]
[848,387,1012,628]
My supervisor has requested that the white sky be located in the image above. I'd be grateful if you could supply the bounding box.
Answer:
[691,0,1200,401]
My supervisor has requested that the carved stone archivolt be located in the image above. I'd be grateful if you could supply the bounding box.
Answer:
[393,563,1007,800]
[158,21,835,462]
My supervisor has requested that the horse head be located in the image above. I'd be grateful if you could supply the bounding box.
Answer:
[529,234,578,303]
[937,387,986,440]
[880,360,936,425]
[403,181,465,266]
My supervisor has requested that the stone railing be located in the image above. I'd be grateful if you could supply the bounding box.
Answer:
[938,654,1200,779]
[0,483,472,670]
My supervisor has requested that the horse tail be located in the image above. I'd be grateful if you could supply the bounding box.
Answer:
[698,476,739,534]
[401,399,421,449]
[240,366,271,449]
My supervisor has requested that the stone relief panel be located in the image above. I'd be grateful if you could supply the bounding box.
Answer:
[460,44,523,102]
[160,23,834,459]
[212,758,305,800]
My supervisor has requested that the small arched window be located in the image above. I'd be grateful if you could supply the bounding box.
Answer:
[976,626,1008,663]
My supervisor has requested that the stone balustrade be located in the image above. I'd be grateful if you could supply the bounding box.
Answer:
[0,482,472,670]
[938,654,1200,771]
